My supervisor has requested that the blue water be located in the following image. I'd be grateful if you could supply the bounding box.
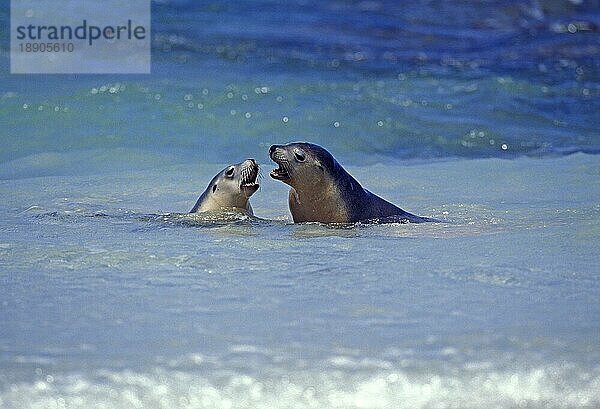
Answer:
[1,1,599,408]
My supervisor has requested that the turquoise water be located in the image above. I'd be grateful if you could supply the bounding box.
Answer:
[1,0,600,407]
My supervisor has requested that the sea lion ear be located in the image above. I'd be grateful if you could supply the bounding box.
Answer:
[212,184,218,193]
[315,160,324,171]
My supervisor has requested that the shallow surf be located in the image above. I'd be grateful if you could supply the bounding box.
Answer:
[1,154,599,408]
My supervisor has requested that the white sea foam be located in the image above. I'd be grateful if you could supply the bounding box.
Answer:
[1,365,599,409]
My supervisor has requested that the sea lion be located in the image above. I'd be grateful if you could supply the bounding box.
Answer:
[269,142,434,224]
[190,159,259,215]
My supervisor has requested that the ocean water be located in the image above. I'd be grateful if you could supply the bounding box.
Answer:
[1,0,599,408]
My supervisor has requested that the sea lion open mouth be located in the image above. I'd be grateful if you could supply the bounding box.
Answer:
[269,146,292,181]
[240,181,259,192]
[270,163,290,181]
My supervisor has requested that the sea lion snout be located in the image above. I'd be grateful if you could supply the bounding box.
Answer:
[269,145,292,182]
[240,159,260,193]
[269,145,286,159]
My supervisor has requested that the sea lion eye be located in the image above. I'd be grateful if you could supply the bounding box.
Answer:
[225,167,235,178]
[293,149,306,162]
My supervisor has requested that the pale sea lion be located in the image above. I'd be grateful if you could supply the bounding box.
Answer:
[269,143,435,223]
[190,159,259,215]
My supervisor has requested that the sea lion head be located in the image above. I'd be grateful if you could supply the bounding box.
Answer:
[192,158,260,213]
[214,158,260,201]
[269,142,337,190]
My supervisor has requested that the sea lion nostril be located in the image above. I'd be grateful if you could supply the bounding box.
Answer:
[269,145,278,155]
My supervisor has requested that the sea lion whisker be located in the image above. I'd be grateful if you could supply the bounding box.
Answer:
[239,161,259,187]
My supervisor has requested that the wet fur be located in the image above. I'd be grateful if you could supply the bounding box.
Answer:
[271,143,433,224]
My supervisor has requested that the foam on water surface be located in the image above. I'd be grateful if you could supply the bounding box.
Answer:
[2,362,599,409]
